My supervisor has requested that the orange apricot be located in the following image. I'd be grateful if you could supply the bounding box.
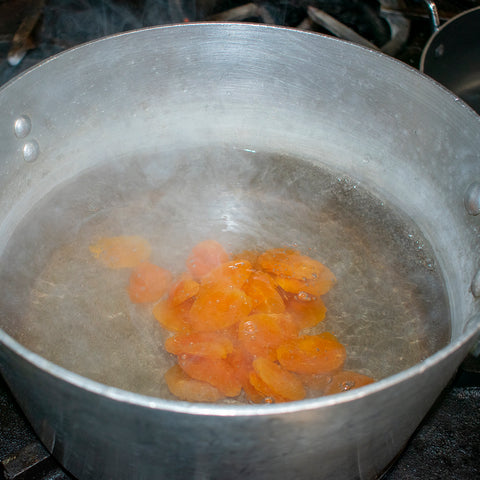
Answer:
[276,334,346,375]
[237,313,298,360]
[227,348,252,383]
[165,332,234,359]
[114,240,363,403]
[273,273,336,298]
[257,248,299,271]
[248,371,287,404]
[127,262,172,303]
[242,379,267,403]
[242,271,285,314]
[164,365,224,403]
[152,298,193,333]
[89,235,151,269]
[178,355,242,397]
[231,249,261,267]
[189,284,252,332]
[201,259,252,288]
[168,272,200,306]
[323,370,375,395]
[318,331,340,342]
[226,349,264,403]
[258,248,323,281]
[298,373,332,395]
[186,240,229,280]
[285,296,327,330]
[253,357,306,401]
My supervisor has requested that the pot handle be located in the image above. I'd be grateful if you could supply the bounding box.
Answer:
[423,0,440,32]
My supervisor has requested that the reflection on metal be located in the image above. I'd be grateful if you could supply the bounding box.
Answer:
[464,182,480,216]
[22,140,39,163]
[423,0,441,32]
[14,115,32,139]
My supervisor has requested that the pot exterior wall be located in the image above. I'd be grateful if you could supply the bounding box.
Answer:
[421,7,480,114]
[0,335,475,480]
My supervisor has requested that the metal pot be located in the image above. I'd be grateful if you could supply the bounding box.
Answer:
[0,23,479,480]
[420,6,480,114]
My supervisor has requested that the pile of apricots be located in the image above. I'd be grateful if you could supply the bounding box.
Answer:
[90,236,374,403]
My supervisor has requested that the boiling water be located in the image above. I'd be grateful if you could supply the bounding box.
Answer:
[0,148,450,400]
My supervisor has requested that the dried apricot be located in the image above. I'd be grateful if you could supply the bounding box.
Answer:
[178,355,242,397]
[189,284,252,332]
[276,334,346,374]
[127,262,172,303]
[89,235,151,269]
[286,296,327,330]
[201,259,252,288]
[242,379,267,403]
[168,272,200,306]
[227,348,252,383]
[231,249,261,267]
[273,273,335,298]
[164,365,224,403]
[258,248,324,281]
[248,371,287,403]
[323,370,374,395]
[237,313,298,360]
[318,331,339,342]
[165,332,234,359]
[186,240,229,280]
[242,271,285,314]
[298,373,332,395]
[152,298,193,333]
[99,235,368,403]
[253,357,305,401]
[226,348,264,403]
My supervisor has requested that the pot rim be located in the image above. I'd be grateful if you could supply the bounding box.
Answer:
[2,21,478,121]
[1,324,478,416]
[419,6,480,72]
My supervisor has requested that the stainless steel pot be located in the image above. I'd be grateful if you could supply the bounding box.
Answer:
[420,6,480,114]
[0,23,480,480]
